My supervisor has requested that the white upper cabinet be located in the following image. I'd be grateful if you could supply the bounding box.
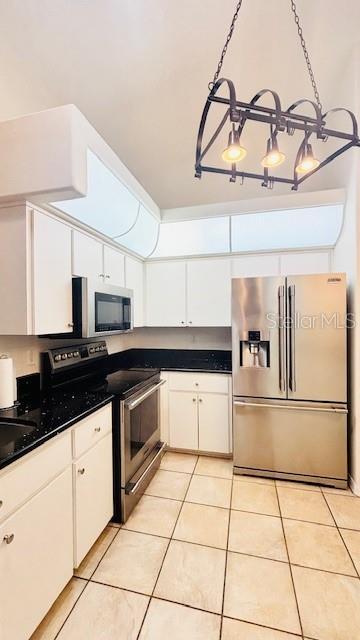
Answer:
[72,230,126,286]
[0,205,73,335]
[103,246,125,286]
[280,251,330,275]
[187,258,231,326]
[125,256,144,327]
[72,231,103,280]
[146,261,186,326]
[232,254,280,278]
[33,211,73,335]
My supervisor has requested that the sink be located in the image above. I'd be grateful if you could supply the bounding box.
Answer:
[0,422,35,457]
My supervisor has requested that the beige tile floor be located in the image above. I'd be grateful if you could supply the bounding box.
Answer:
[31,452,360,640]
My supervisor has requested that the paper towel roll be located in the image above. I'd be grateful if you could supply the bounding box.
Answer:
[0,354,15,409]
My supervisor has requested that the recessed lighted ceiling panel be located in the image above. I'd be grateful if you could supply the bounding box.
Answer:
[151,216,230,258]
[231,205,343,252]
[114,204,159,257]
[52,150,139,237]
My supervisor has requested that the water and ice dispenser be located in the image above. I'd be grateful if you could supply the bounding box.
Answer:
[239,330,270,368]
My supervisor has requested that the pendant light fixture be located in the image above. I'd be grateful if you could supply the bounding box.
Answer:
[195,0,360,190]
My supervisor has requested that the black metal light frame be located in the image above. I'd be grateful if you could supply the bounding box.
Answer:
[195,78,360,190]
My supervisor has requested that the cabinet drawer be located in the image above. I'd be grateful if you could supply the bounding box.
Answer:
[72,403,112,458]
[0,467,73,640]
[73,432,113,567]
[0,431,71,523]
[168,372,229,394]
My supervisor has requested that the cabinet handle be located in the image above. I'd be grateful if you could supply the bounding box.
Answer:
[3,534,14,545]
[199,398,203,403]
[67,322,74,328]
[94,427,101,433]
[0,500,3,508]
[188,321,192,324]
[78,468,85,475]
[181,321,185,325]
[99,273,105,278]
[105,274,110,279]
[195,383,199,387]
[192,398,196,402]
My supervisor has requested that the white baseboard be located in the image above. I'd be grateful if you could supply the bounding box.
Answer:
[349,475,360,496]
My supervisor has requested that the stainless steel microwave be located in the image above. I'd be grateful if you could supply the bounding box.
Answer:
[74,277,133,337]
[44,277,134,339]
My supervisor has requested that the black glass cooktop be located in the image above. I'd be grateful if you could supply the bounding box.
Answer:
[99,368,160,399]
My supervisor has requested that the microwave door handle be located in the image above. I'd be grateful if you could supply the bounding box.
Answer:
[125,379,165,411]
[288,284,296,392]
[278,285,286,392]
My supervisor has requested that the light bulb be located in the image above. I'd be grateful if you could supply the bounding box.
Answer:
[261,149,286,168]
[222,128,247,163]
[222,144,247,163]
[261,135,285,169]
[296,143,320,174]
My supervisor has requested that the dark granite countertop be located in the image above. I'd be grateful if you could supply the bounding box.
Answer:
[0,348,231,472]
[0,390,113,471]
[108,348,232,375]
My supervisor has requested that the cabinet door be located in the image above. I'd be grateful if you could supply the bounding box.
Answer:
[146,261,186,326]
[72,230,103,280]
[187,258,231,326]
[198,393,230,454]
[32,211,73,334]
[280,251,330,275]
[169,391,198,450]
[0,468,73,640]
[232,254,280,278]
[125,256,144,327]
[104,246,125,286]
[73,433,113,567]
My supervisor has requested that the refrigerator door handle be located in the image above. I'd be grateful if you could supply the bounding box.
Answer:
[278,285,286,392]
[288,284,296,392]
[233,401,347,414]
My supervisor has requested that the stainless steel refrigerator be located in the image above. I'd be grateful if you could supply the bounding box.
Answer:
[232,273,348,488]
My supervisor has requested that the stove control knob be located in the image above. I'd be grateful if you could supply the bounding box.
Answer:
[89,347,95,354]
[54,355,61,362]
[95,347,100,352]
[67,352,73,359]
[61,354,67,360]
[100,345,106,351]
[72,351,79,357]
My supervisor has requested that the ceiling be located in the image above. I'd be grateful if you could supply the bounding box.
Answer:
[0,0,359,210]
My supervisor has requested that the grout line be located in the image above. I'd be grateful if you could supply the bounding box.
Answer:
[219,473,234,639]
[321,491,360,579]
[135,456,200,639]
[76,525,122,581]
[53,578,90,640]
[274,481,304,638]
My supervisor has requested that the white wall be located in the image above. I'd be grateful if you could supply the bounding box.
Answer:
[332,46,360,494]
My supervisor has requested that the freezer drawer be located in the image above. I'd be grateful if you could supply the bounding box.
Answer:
[233,398,347,483]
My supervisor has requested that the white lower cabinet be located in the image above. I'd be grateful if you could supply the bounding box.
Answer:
[198,393,229,453]
[169,391,198,450]
[167,373,231,454]
[73,432,113,567]
[0,467,73,640]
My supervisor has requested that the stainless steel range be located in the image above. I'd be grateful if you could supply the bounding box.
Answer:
[41,341,165,523]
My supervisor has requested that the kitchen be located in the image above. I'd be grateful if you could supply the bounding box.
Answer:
[1,2,360,639]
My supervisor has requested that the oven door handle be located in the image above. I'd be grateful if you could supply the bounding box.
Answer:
[125,379,165,411]
[126,442,167,495]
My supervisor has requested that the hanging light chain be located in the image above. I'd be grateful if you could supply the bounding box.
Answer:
[290,0,323,113]
[208,0,244,91]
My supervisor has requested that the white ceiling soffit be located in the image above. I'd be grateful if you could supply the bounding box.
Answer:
[0,1,359,209]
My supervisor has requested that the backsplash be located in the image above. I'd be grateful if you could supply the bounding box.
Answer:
[0,327,232,379]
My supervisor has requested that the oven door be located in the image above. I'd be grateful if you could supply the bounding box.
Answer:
[121,380,165,485]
